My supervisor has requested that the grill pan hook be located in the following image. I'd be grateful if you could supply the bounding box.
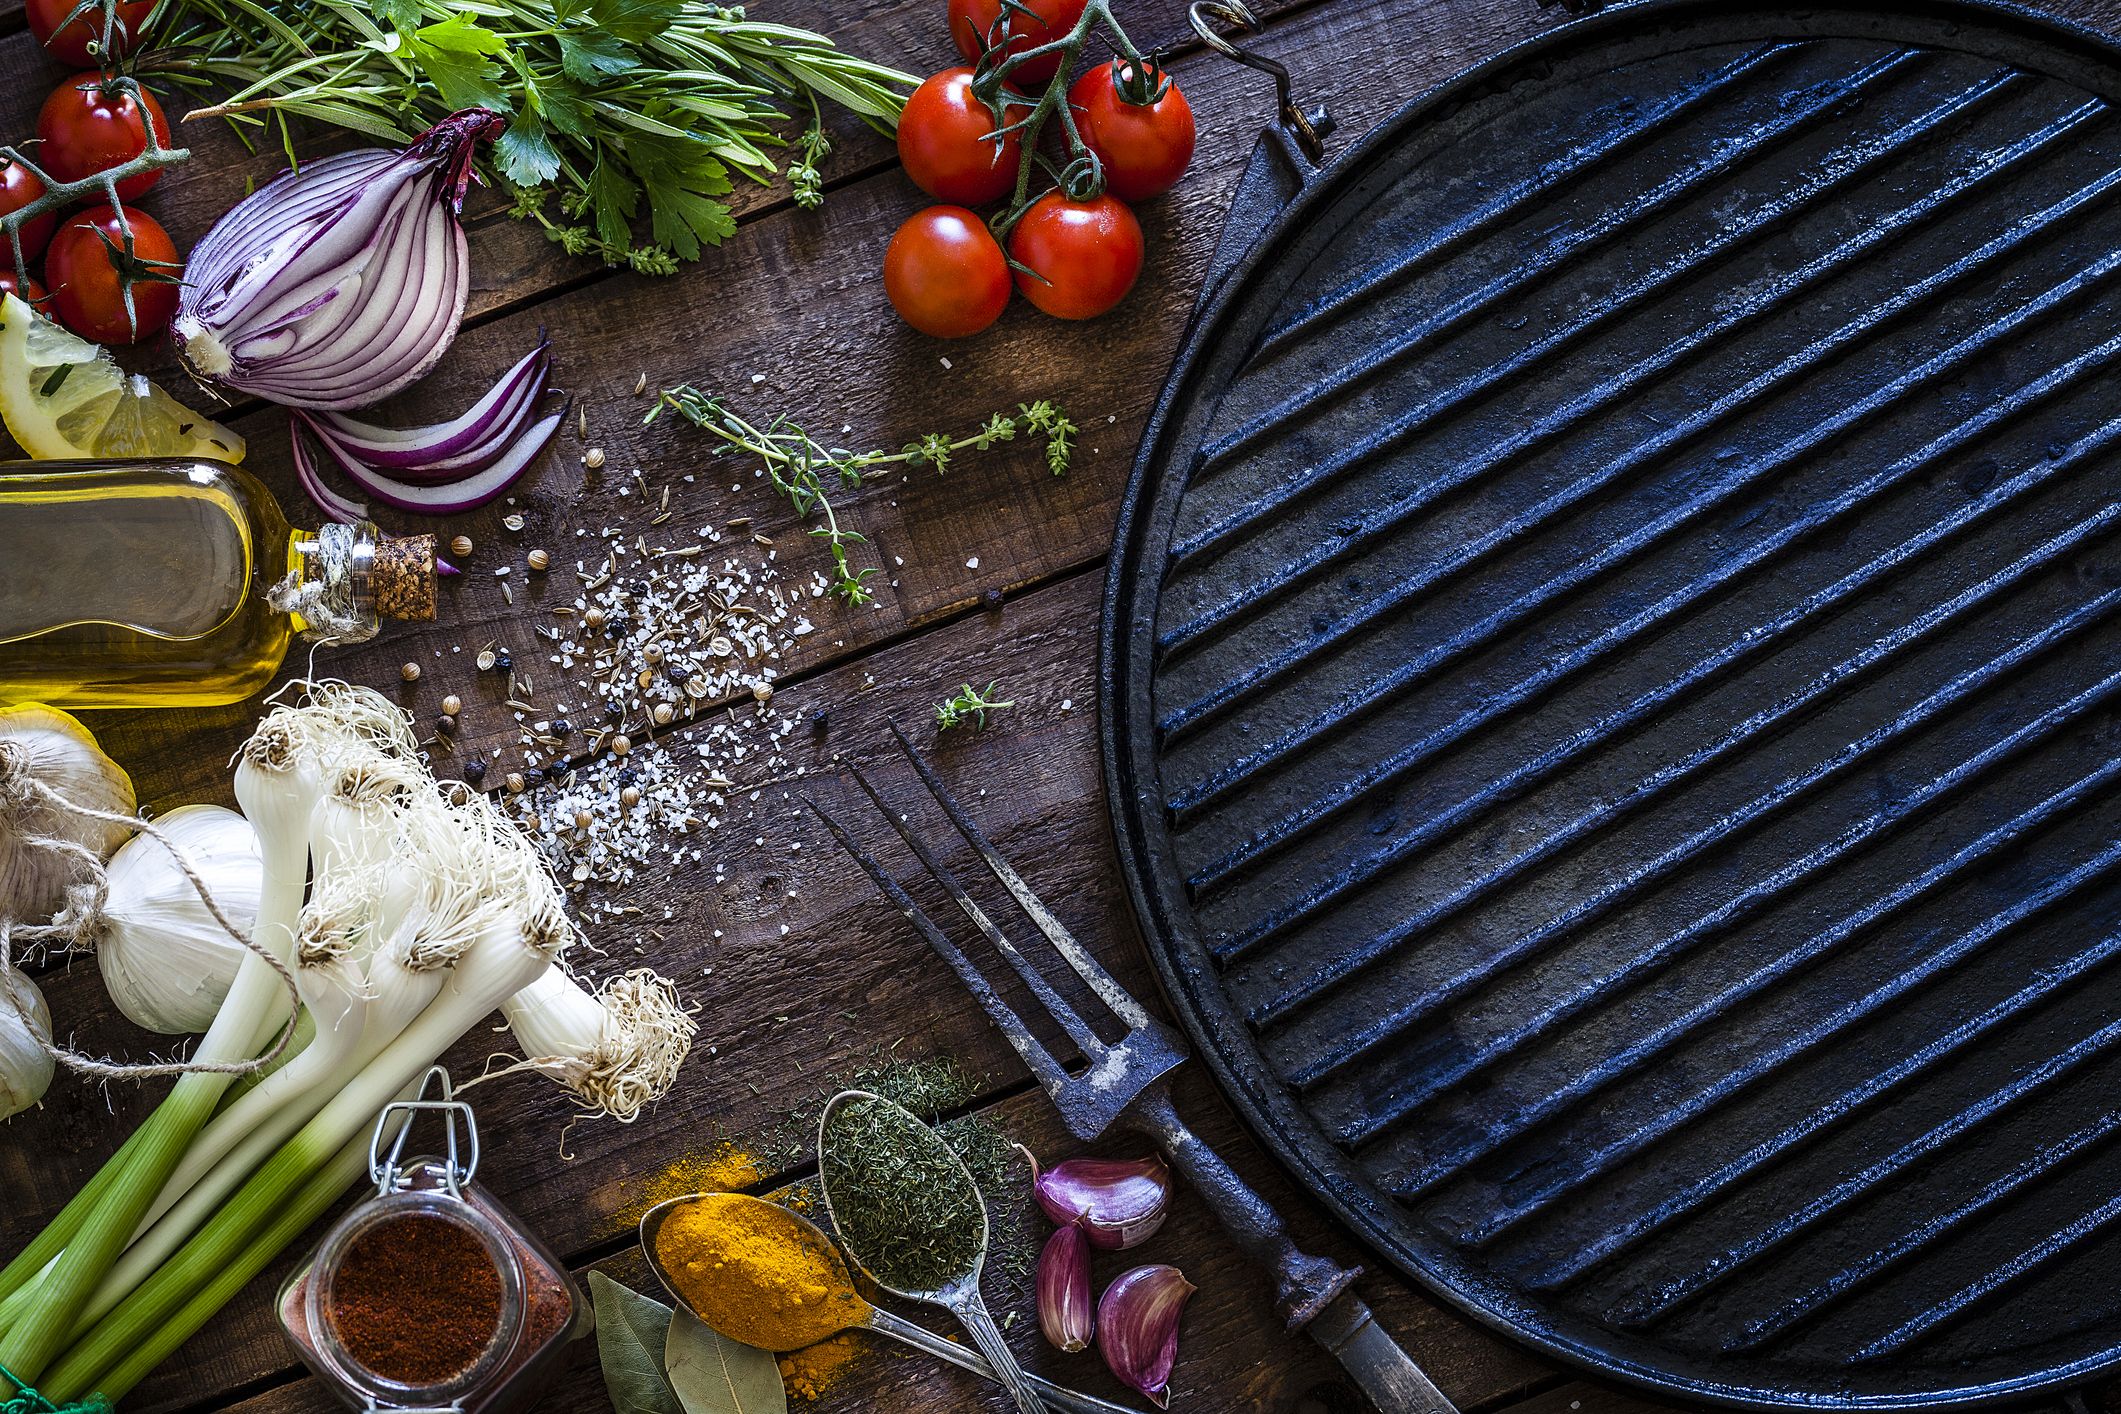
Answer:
[1188,0,1334,162]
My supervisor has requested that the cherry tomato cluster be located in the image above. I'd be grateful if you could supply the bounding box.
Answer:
[885,0,1197,339]
[1,2,183,345]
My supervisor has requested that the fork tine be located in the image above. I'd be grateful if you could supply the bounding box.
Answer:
[887,722,1153,1031]
[842,760,1108,1059]
[803,794,1075,1096]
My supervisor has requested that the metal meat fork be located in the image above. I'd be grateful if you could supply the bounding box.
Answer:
[806,725,1461,1414]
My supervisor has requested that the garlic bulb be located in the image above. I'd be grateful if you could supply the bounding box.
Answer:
[0,968,54,1119]
[95,805,263,1035]
[0,705,136,923]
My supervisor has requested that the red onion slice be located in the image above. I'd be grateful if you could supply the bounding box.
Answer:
[328,408,564,513]
[313,338,550,464]
[290,422,369,525]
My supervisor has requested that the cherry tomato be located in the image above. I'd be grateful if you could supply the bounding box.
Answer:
[0,270,51,310]
[0,157,56,263]
[1007,191,1142,320]
[947,0,1088,88]
[899,68,1026,207]
[1070,61,1196,202]
[26,0,156,69]
[36,75,171,201]
[884,205,1011,338]
[44,205,180,343]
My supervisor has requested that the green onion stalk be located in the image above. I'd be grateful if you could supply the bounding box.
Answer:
[0,688,414,1396]
[41,891,566,1403]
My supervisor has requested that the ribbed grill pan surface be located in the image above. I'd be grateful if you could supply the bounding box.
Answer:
[1100,3,2121,1406]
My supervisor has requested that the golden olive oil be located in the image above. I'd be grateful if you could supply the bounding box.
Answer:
[0,460,439,709]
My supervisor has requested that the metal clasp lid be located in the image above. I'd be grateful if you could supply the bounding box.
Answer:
[369,1065,481,1199]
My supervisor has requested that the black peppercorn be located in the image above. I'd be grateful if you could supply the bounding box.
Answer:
[982,588,1004,611]
[435,715,457,736]
[464,758,488,783]
[493,650,514,672]
[616,767,639,788]
[810,710,830,734]
[605,616,632,639]
[546,760,571,783]
[604,701,625,723]
[666,665,690,685]
[552,719,572,736]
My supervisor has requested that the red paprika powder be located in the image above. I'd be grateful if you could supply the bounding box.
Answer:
[324,1211,505,1386]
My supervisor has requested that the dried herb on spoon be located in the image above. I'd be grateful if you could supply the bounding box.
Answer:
[818,1093,985,1294]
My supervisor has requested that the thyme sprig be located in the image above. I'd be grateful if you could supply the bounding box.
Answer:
[136,0,917,271]
[649,387,1077,605]
[934,682,1013,732]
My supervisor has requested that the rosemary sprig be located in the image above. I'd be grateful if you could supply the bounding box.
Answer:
[137,0,917,271]
[648,387,1077,605]
[934,682,1013,732]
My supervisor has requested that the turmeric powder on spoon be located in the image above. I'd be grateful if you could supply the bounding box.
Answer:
[651,1192,864,1352]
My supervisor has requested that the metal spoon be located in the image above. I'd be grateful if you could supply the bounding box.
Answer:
[818,1089,1049,1414]
[640,1191,1139,1414]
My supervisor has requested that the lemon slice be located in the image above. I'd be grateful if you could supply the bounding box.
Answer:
[0,294,245,463]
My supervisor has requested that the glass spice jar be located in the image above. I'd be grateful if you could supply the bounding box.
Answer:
[280,1068,586,1414]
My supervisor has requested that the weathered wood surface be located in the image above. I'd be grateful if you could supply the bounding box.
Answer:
[9,2,2121,1414]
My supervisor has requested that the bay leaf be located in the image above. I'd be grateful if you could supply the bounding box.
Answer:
[665,1306,788,1414]
[591,1271,684,1414]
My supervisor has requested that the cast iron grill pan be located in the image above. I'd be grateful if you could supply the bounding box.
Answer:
[1101,3,2121,1407]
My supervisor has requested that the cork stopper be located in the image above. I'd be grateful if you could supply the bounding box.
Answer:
[372,534,439,623]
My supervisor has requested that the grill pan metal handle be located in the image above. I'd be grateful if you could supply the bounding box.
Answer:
[1187,1,1336,316]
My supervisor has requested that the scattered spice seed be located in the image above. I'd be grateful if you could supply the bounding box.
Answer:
[442,694,463,716]
[502,512,526,532]
[527,549,550,572]
[653,703,675,726]
[476,648,497,672]
[436,715,457,736]
[450,534,474,557]
[584,447,607,470]
[621,786,642,808]
[506,772,526,794]
[399,662,421,682]
[611,734,633,756]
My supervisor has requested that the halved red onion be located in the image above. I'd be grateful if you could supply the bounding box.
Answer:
[173,110,502,410]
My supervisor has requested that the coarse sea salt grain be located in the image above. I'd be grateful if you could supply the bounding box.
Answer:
[504,523,818,923]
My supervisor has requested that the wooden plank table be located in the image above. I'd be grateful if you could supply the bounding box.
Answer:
[7,2,2121,1413]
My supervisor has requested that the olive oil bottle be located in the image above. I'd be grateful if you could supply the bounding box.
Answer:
[0,459,439,709]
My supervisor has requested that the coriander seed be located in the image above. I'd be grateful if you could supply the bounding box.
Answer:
[502,512,526,532]
[527,549,550,572]
[442,694,463,716]
[611,734,633,756]
[652,703,674,726]
[643,644,664,665]
[584,608,608,631]
[476,648,497,672]
[505,771,526,794]
[636,669,655,691]
[450,534,474,557]
[574,810,593,831]
[584,447,606,470]
[399,662,421,683]
[620,786,642,808]
[753,683,774,704]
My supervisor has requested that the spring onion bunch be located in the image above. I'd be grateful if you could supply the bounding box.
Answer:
[0,683,694,1403]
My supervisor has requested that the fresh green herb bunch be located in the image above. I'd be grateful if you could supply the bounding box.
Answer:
[140,0,917,271]
[649,386,1077,604]
[935,682,1012,732]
